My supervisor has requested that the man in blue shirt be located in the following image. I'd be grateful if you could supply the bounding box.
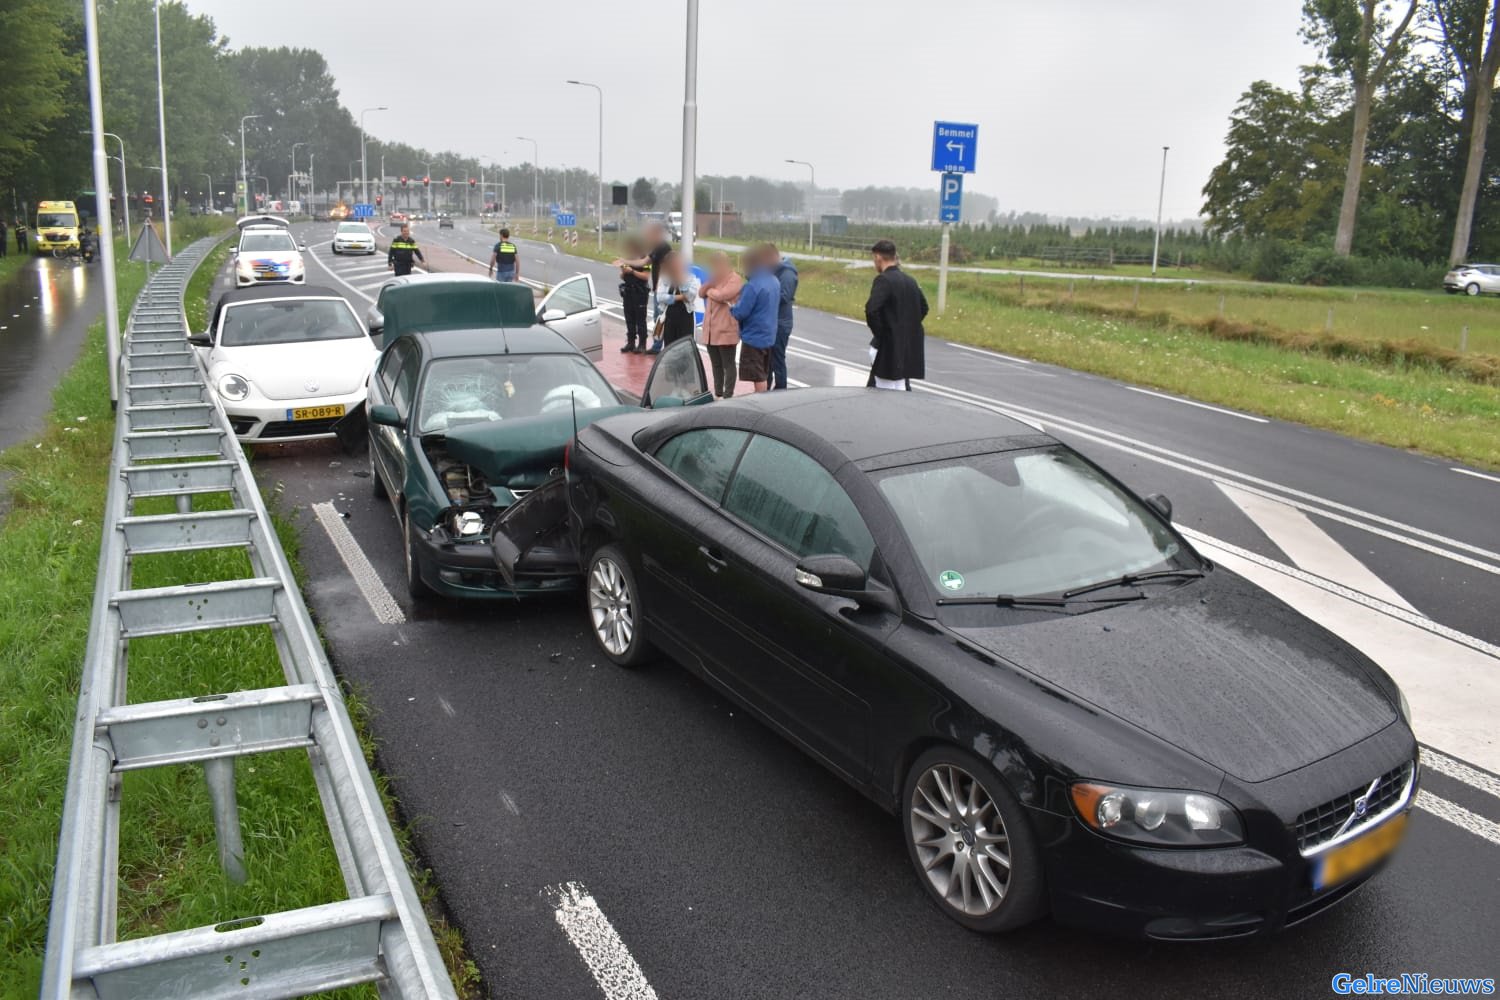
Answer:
[730,245,780,394]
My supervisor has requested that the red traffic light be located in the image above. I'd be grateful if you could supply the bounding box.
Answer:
[468,178,476,188]
[422,176,430,187]
[375,195,383,205]
[400,176,408,187]
[444,177,452,188]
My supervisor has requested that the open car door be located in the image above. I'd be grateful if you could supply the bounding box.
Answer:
[537,274,603,359]
[640,336,711,408]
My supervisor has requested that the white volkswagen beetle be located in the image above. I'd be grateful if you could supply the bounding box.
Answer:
[190,285,378,443]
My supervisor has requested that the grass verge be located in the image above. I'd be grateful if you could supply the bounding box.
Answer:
[0,249,480,996]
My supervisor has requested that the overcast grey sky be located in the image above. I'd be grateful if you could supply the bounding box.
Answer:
[187,0,1315,221]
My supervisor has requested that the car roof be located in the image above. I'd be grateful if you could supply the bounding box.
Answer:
[408,325,583,360]
[216,284,345,307]
[236,214,290,229]
[658,388,1053,467]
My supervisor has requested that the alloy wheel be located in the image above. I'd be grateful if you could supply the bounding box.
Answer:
[588,556,634,656]
[909,763,1013,918]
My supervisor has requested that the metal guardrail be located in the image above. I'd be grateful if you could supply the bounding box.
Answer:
[41,238,457,998]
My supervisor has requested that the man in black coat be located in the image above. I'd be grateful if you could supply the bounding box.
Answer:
[864,239,928,390]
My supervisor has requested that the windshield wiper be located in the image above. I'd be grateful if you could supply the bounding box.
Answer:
[936,592,1146,608]
[1061,568,1205,600]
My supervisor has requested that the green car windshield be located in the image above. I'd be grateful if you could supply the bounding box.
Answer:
[415,354,614,435]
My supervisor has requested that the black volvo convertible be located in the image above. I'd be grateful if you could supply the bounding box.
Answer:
[492,388,1418,939]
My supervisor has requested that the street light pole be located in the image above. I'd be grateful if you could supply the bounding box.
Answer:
[83,130,130,237]
[1152,145,1169,276]
[239,114,261,217]
[718,177,724,238]
[81,0,122,409]
[516,137,539,232]
[153,0,172,254]
[420,159,443,215]
[568,80,605,252]
[359,106,388,208]
[291,142,305,210]
[681,0,699,266]
[785,159,815,251]
[199,172,212,214]
[308,153,315,217]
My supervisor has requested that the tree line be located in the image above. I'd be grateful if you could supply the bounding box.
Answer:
[1203,0,1500,279]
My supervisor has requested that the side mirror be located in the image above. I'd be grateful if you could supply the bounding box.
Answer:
[369,403,404,429]
[1145,493,1173,522]
[298,243,308,251]
[795,554,868,594]
[228,248,238,256]
[539,307,566,324]
[186,333,211,348]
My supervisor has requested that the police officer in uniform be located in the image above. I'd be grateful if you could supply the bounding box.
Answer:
[488,228,520,282]
[387,223,424,276]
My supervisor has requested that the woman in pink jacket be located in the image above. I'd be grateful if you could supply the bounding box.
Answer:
[701,251,745,398]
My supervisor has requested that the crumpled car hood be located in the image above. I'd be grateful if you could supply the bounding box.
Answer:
[952,571,1398,782]
[441,405,637,482]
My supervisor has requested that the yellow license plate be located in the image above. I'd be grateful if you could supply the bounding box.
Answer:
[287,404,345,421]
[1313,812,1408,890]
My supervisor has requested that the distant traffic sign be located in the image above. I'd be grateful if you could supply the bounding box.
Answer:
[939,172,963,223]
[352,203,374,219]
[556,212,577,227]
[931,121,978,174]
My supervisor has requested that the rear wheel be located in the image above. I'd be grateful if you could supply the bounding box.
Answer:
[1467,282,1482,296]
[403,508,430,600]
[902,747,1047,933]
[585,543,652,667]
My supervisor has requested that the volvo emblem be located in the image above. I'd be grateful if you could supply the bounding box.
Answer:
[1337,776,1383,837]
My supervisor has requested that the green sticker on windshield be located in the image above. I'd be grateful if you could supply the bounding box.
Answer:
[939,570,965,591]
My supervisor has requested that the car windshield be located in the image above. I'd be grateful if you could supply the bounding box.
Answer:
[876,447,1196,600]
[415,354,615,434]
[337,223,369,234]
[38,213,77,228]
[240,232,296,252]
[220,299,364,347]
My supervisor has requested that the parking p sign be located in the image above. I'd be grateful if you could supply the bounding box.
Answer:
[931,121,978,174]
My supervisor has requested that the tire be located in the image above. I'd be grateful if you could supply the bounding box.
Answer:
[1466,282,1481,296]
[369,447,387,500]
[333,246,341,255]
[901,747,1047,933]
[402,508,431,600]
[585,543,653,667]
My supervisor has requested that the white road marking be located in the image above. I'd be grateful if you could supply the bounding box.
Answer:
[1216,483,1420,612]
[500,791,520,816]
[1422,748,1500,800]
[437,695,456,718]
[1452,467,1500,485]
[311,502,406,624]
[1416,791,1500,847]
[544,881,658,1000]
[1124,385,1269,423]
[1183,527,1500,774]
[833,315,864,325]
[946,342,1033,364]
[791,334,834,350]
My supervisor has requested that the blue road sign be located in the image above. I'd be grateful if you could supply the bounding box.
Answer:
[555,212,577,227]
[939,172,963,223]
[353,203,374,219]
[931,121,979,174]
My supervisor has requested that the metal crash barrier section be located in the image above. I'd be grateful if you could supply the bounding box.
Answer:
[42,238,458,998]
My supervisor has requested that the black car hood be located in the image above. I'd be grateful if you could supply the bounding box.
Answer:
[951,571,1397,783]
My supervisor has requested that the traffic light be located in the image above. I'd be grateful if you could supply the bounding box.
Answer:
[375,195,383,206]
[443,177,452,188]
[400,176,408,188]
[422,176,430,187]
[468,178,476,188]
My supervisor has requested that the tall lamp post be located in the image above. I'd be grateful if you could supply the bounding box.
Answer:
[1151,145,1170,276]
[568,80,605,251]
[80,0,122,409]
[785,159,815,252]
[680,0,699,265]
[153,0,172,254]
[81,130,129,237]
[516,136,539,231]
[199,172,212,213]
[239,114,261,217]
[359,106,388,208]
[291,141,306,211]
[308,153,316,216]
[420,159,443,215]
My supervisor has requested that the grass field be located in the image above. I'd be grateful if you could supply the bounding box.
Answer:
[0,248,478,996]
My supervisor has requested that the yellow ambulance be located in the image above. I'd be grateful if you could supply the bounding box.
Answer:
[34,200,82,255]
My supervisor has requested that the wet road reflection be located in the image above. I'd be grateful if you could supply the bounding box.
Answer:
[0,257,102,452]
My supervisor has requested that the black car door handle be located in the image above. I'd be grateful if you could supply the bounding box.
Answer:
[698,545,728,572]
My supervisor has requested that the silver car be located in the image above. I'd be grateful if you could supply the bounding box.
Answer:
[1443,263,1500,295]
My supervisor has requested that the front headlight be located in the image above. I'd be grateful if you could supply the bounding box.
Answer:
[217,373,251,401]
[451,511,485,537]
[1070,782,1244,847]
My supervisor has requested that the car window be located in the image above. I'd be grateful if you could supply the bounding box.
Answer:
[337,223,368,234]
[722,436,874,568]
[391,346,418,415]
[546,276,594,317]
[377,341,408,395]
[654,428,749,504]
[239,232,297,252]
[219,300,364,347]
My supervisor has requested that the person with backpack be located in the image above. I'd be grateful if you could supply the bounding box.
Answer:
[488,228,520,282]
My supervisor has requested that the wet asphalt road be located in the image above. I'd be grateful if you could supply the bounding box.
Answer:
[0,256,101,453]
[233,225,1500,999]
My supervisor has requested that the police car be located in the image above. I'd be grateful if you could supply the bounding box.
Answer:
[232,215,307,288]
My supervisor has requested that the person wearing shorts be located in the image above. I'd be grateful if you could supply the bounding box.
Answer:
[729,246,780,394]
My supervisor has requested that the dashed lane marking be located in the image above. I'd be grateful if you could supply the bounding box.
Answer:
[791,334,834,350]
[544,881,658,1000]
[1124,385,1270,423]
[311,502,406,624]
[1423,748,1500,801]
[1453,467,1500,485]
[1416,791,1500,847]
[946,342,1034,365]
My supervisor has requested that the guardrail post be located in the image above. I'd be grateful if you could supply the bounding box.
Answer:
[203,758,248,883]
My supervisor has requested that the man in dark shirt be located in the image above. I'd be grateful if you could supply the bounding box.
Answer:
[16,221,29,254]
[386,223,424,276]
[864,239,929,390]
[488,228,520,282]
[612,221,674,353]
